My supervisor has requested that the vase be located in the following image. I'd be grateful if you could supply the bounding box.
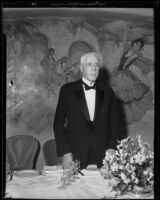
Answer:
[130,185,153,198]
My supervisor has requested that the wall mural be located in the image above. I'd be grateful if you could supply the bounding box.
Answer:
[4,16,154,136]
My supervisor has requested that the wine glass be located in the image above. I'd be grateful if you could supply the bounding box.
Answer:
[56,165,67,190]
[63,167,72,186]
[73,159,80,179]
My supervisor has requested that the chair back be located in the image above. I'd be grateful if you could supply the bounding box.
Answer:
[6,135,40,170]
[43,139,58,166]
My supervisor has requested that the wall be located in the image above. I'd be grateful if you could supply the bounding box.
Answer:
[4,16,154,169]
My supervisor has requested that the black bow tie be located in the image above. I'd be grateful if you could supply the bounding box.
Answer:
[82,81,96,90]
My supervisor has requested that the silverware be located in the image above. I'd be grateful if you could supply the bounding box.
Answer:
[78,170,84,176]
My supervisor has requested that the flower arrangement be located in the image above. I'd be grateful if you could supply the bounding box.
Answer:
[102,135,154,195]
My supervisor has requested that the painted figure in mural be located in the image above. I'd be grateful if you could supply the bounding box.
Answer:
[63,62,81,83]
[110,37,153,124]
[53,52,127,169]
[56,56,70,83]
[41,48,68,95]
[53,56,72,94]
[41,48,57,89]
[56,56,80,86]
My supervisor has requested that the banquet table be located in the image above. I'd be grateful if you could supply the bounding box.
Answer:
[5,165,154,199]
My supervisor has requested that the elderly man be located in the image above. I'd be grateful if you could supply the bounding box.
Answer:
[53,52,126,169]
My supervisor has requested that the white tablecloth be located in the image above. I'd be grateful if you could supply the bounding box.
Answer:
[5,167,154,199]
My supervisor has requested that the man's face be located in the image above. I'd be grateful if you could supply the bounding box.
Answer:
[80,55,100,82]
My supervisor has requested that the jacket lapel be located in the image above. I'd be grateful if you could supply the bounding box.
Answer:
[93,86,104,123]
[75,82,90,123]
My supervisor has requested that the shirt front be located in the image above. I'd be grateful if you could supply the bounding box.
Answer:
[82,77,96,121]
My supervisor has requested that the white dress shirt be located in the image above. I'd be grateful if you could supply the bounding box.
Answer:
[82,77,96,121]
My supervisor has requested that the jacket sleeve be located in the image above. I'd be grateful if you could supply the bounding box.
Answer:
[107,88,127,149]
[53,86,71,156]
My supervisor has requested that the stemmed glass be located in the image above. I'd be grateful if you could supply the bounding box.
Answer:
[66,162,76,182]
[56,165,67,190]
[73,159,80,179]
[63,166,72,186]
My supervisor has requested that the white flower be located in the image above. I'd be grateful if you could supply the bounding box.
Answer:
[124,178,130,184]
[117,144,120,149]
[141,146,146,153]
[149,152,154,159]
[126,163,130,169]
[149,171,154,178]
[143,170,148,175]
[120,172,131,184]
[120,172,126,180]
[118,165,124,170]
[131,173,136,180]
[115,151,119,156]
[110,163,118,172]
[122,160,126,164]
[134,178,139,184]
[130,157,134,164]
[119,149,123,154]
[110,178,120,186]
[105,152,115,160]
[150,180,154,186]
[130,166,136,171]
[134,153,145,164]
[103,159,108,165]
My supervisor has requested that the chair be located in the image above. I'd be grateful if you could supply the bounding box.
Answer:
[6,135,40,171]
[42,139,59,166]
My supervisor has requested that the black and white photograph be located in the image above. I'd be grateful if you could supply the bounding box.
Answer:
[2,1,158,199]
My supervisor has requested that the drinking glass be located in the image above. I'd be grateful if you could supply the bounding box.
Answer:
[66,163,76,182]
[63,167,72,186]
[73,159,80,179]
[6,162,11,182]
[56,165,67,190]
[63,160,76,183]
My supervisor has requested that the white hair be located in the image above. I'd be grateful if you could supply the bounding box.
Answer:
[80,52,103,67]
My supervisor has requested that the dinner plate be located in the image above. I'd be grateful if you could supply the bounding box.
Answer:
[13,170,41,178]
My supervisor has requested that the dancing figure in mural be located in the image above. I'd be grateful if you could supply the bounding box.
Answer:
[110,32,154,124]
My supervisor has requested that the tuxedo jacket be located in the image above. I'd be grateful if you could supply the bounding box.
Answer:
[53,79,127,168]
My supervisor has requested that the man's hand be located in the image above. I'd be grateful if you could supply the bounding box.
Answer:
[63,153,73,168]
